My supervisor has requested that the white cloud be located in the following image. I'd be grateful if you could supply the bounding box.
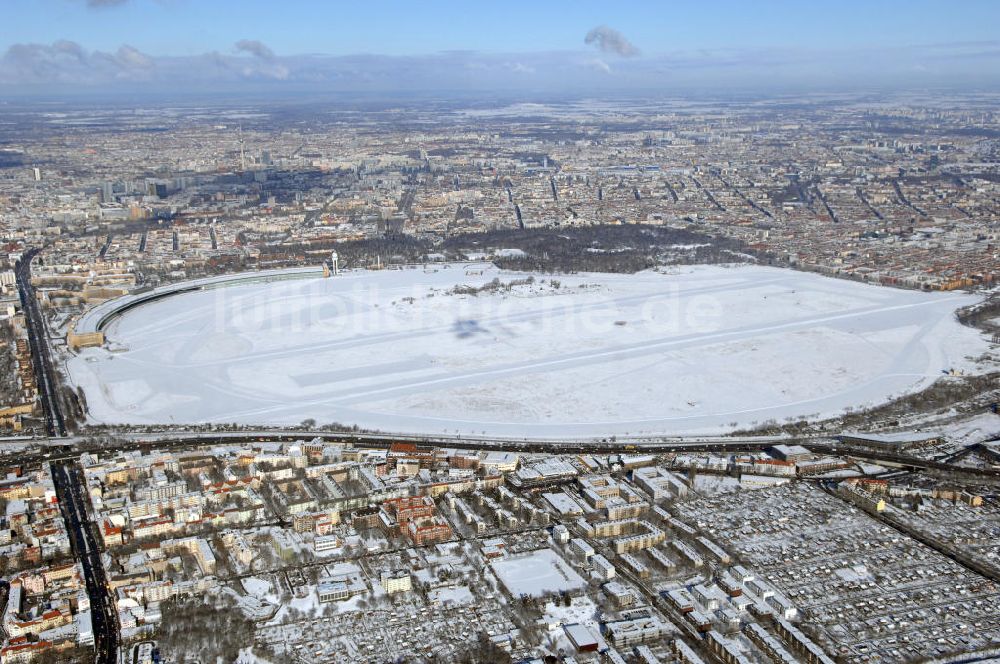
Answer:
[2,40,999,92]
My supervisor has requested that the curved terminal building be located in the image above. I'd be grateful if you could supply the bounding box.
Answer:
[68,266,325,349]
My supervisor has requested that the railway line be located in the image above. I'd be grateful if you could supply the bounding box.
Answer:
[2,425,995,664]
[5,427,999,481]
[6,249,999,664]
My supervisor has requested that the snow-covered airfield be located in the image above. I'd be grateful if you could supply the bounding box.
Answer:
[67,263,989,438]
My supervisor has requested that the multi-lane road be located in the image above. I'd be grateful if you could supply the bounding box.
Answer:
[15,250,118,661]
[4,433,996,664]
[14,248,67,437]
[7,247,998,664]
[2,424,990,664]
[51,460,119,664]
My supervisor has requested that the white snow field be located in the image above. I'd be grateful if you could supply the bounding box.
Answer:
[66,262,989,437]
[490,548,587,598]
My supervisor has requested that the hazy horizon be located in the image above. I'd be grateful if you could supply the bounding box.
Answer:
[3,0,1000,97]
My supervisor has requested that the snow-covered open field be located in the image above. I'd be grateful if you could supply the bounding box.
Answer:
[66,263,989,437]
[490,548,588,598]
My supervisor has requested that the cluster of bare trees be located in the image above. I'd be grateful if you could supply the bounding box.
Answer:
[956,296,1000,333]
[452,632,514,664]
[256,232,429,269]
[157,595,266,663]
[0,320,18,405]
[449,276,536,296]
[250,223,753,275]
[27,644,94,664]
[462,224,751,274]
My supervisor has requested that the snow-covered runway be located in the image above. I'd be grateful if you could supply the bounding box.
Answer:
[66,263,988,437]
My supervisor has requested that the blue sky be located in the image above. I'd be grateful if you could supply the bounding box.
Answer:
[3,0,1000,94]
[6,0,1000,55]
